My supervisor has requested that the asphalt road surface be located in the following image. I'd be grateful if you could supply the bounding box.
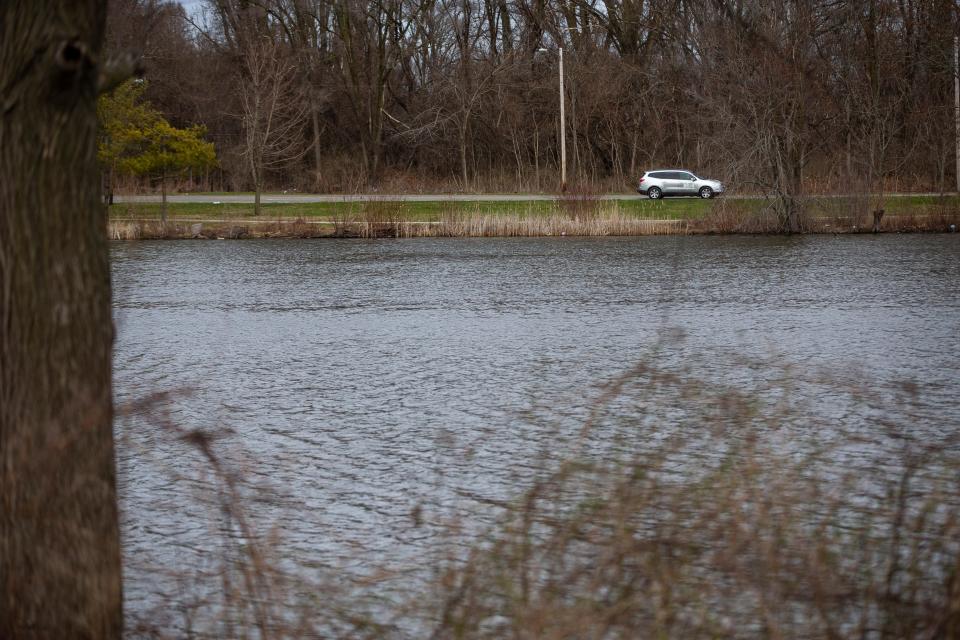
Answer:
[114,192,951,204]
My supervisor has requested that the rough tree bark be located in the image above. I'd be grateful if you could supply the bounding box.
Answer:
[0,1,122,637]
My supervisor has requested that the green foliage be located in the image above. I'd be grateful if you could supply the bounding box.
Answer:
[98,80,216,179]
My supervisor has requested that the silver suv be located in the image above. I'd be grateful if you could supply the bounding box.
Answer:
[637,170,724,199]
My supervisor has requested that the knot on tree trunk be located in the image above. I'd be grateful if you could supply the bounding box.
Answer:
[55,40,92,71]
[52,39,97,97]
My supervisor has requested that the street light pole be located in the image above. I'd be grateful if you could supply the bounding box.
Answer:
[559,46,567,192]
[538,44,568,191]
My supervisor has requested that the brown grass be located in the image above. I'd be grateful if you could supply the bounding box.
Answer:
[687,199,782,234]
[109,220,331,240]
[430,210,685,237]
[108,210,688,240]
[556,183,604,221]
[108,199,960,239]
[873,210,960,233]
[426,363,960,639]
[691,198,960,234]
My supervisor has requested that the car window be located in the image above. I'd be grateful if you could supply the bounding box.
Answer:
[649,171,669,179]
[680,172,695,180]
[666,171,686,180]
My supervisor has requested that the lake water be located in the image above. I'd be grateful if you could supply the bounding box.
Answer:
[111,236,960,629]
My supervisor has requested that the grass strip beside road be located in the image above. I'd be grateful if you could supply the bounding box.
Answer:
[108,198,712,221]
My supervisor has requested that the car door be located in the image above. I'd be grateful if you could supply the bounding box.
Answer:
[678,172,698,194]
[663,172,685,194]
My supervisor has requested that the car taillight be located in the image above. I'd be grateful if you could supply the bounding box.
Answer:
[639,177,646,183]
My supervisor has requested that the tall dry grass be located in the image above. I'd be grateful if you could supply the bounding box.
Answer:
[690,199,805,234]
[349,199,687,238]
[693,197,960,234]
[555,184,604,221]
[429,210,684,237]
[120,349,960,639]
[109,209,687,240]
[426,362,960,639]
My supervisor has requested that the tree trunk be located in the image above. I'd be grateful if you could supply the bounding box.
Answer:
[311,107,323,191]
[460,119,469,190]
[161,169,168,225]
[0,2,122,638]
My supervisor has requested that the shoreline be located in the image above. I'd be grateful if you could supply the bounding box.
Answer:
[109,212,959,240]
[108,195,960,239]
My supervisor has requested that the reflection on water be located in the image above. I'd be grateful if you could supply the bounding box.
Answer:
[112,236,960,627]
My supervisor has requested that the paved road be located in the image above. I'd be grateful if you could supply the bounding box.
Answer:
[109,218,689,229]
[116,193,651,204]
[114,192,955,204]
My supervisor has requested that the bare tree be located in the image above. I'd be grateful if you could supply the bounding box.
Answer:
[112,0,960,196]
[238,33,310,214]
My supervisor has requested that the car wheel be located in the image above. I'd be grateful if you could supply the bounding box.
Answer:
[648,186,663,200]
[698,186,714,199]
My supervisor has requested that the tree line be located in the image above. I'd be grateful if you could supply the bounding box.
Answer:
[106,0,958,197]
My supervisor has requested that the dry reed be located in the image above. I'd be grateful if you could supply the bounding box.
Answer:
[692,198,960,234]
[424,360,960,639]
[430,210,685,237]
[689,199,802,234]
[108,211,687,240]
[119,349,960,639]
[108,199,960,240]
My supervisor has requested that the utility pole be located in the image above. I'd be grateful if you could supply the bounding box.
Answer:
[559,46,567,192]
[955,34,959,193]
[538,44,567,192]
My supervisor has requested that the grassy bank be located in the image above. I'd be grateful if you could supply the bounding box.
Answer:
[107,194,960,239]
[108,197,711,222]
[108,214,687,240]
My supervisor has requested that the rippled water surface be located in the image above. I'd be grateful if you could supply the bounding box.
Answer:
[112,236,960,625]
